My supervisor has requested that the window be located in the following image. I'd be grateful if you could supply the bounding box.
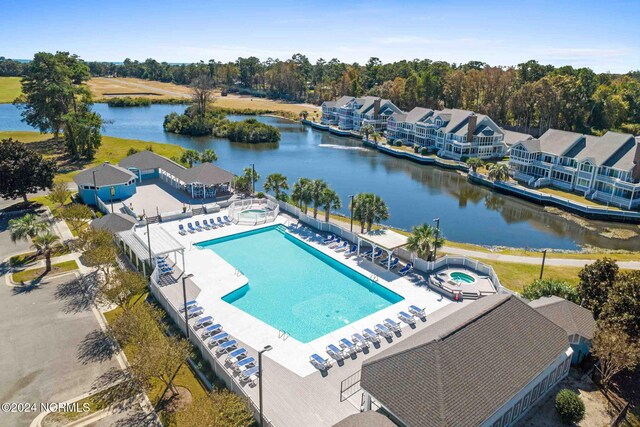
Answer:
[580,162,593,173]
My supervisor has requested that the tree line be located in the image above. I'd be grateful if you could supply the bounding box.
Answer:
[4,54,639,135]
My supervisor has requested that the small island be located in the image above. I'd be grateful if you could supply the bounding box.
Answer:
[163,76,280,143]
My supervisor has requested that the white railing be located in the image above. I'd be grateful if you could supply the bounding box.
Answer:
[228,198,279,225]
[96,197,110,215]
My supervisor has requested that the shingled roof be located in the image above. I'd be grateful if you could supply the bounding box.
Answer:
[91,212,137,233]
[118,150,186,178]
[179,162,235,186]
[360,294,569,427]
[529,296,596,340]
[333,412,397,427]
[73,163,137,187]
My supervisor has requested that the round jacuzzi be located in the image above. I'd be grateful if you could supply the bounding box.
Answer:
[239,209,267,220]
[450,271,476,284]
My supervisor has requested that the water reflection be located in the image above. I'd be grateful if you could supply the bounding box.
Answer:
[1,103,638,250]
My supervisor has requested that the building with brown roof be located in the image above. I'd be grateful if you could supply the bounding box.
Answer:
[529,296,596,364]
[359,294,572,427]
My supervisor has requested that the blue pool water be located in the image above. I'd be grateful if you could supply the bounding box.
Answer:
[196,225,403,343]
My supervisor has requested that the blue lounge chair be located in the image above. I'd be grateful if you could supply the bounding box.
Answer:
[201,220,212,230]
[388,258,399,269]
[194,221,204,231]
[178,224,187,235]
[373,249,383,259]
[339,338,357,355]
[233,356,256,372]
[326,344,344,361]
[363,328,380,343]
[351,333,370,350]
[361,249,373,258]
[226,347,247,364]
[217,339,238,354]
[309,353,332,370]
[194,316,213,329]
[223,215,233,225]
[375,323,392,338]
[398,311,415,325]
[160,269,174,277]
[328,238,342,248]
[202,324,223,338]
[179,300,197,312]
[399,262,414,276]
[187,306,203,318]
[210,332,229,344]
[323,234,336,245]
[345,245,357,256]
[384,318,401,332]
[334,241,349,252]
[203,218,216,229]
[187,223,196,233]
[240,366,259,383]
[217,217,226,227]
[409,305,426,317]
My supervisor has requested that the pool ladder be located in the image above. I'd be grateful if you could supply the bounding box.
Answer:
[278,329,289,341]
[370,274,379,282]
[234,268,243,277]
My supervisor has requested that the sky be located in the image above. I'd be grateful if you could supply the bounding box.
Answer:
[1,0,639,73]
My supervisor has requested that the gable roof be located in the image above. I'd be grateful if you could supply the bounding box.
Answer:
[360,294,569,427]
[118,150,186,178]
[91,212,137,233]
[517,138,541,152]
[404,107,433,124]
[537,129,584,156]
[334,96,355,108]
[529,296,596,340]
[322,100,336,108]
[502,129,534,147]
[73,163,137,187]
[333,412,397,427]
[179,162,235,186]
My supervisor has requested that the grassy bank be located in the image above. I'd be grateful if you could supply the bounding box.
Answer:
[12,259,79,283]
[0,131,185,183]
[0,77,21,103]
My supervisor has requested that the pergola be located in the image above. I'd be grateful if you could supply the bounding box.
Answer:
[178,163,235,199]
[357,229,408,270]
[117,226,185,276]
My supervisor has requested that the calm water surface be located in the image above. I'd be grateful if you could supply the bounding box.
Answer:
[1,103,638,250]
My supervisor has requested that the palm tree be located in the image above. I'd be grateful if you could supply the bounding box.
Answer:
[353,193,390,232]
[487,163,510,182]
[309,179,328,218]
[242,167,260,194]
[300,110,309,120]
[406,224,444,261]
[466,157,485,173]
[200,148,218,163]
[263,173,289,200]
[291,178,312,214]
[31,232,60,272]
[360,124,375,142]
[371,131,381,144]
[321,188,341,222]
[181,149,200,167]
[350,194,367,232]
[8,213,49,243]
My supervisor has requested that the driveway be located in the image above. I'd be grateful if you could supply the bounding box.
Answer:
[0,274,120,427]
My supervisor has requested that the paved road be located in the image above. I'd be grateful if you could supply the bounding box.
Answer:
[0,274,120,427]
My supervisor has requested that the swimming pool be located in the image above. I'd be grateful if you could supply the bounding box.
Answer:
[450,271,476,284]
[196,225,403,343]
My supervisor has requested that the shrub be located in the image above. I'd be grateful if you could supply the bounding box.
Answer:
[555,389,585,424]
[106,97,152,107]
[255,192,266,199]
[413,144,420,153]
[523,279,580,304]
[127,147,139,156]
[395,140,402,147]
[421,147,429,155]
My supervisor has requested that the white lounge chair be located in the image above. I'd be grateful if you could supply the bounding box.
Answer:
[216,339,238,354]
[209,331,229,345]
[409,305,426,318]
[375,323,392,338]
[193,315,213,329]
[179,300,197,312]
[326,344,344,361]
[384,318,401,332]
[309,353,332,370]
[323,234,336,245]
[334,241,349,252]
[233,357,256,373]
[344,245,357,257]
[226,348,247,364]
[398,311,416,325]
[363,328,380,343]
[201,324,223,338]
[351,333,370,351]
[240,366,259,384]
[339,338,357,356]
[187,306,203,318]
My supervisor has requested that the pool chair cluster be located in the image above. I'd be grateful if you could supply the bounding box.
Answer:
[191,311,260,386]
[310,305,427,371]
[178,216,233,235]
[156,256,175,276]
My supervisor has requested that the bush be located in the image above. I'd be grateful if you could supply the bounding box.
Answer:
[107,97,152,107]
[555,389,585,424]
[413,144,420,153]
[522,279,580,304]
[255,192,266,199]
[395,140,402,147]
[421,147,429,155]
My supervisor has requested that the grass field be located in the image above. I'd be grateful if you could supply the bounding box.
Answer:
[88,77,192,100]
[12,259,79,283]
[484,260,582,293]
[535,186,621,209]
[0,77,21,103]
[0,130,186,183]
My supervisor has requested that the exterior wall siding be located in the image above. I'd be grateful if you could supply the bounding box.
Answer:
[79,183,137,206]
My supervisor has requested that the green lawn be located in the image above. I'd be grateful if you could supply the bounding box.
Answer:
[0,131,186,183]
[12,259,79,283]
[483,260,582,293]
[0,77,22,103]
[10,244,71,267]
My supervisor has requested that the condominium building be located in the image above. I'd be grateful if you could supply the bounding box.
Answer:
[509,129,640,209]
[386,107,508,160]
[321,96,402,132]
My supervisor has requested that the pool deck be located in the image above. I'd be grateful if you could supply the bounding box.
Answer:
[142,211,470,426]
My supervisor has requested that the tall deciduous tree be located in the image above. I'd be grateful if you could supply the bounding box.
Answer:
[47,182,72,208]
[99,268,148,312]
[190,74,215,118]
[0,139,56,203]
[591,324,640,390]
[79,228,118,285]
[59,203,93,235]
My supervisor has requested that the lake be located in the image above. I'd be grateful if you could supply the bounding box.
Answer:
[1,103,638,250]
